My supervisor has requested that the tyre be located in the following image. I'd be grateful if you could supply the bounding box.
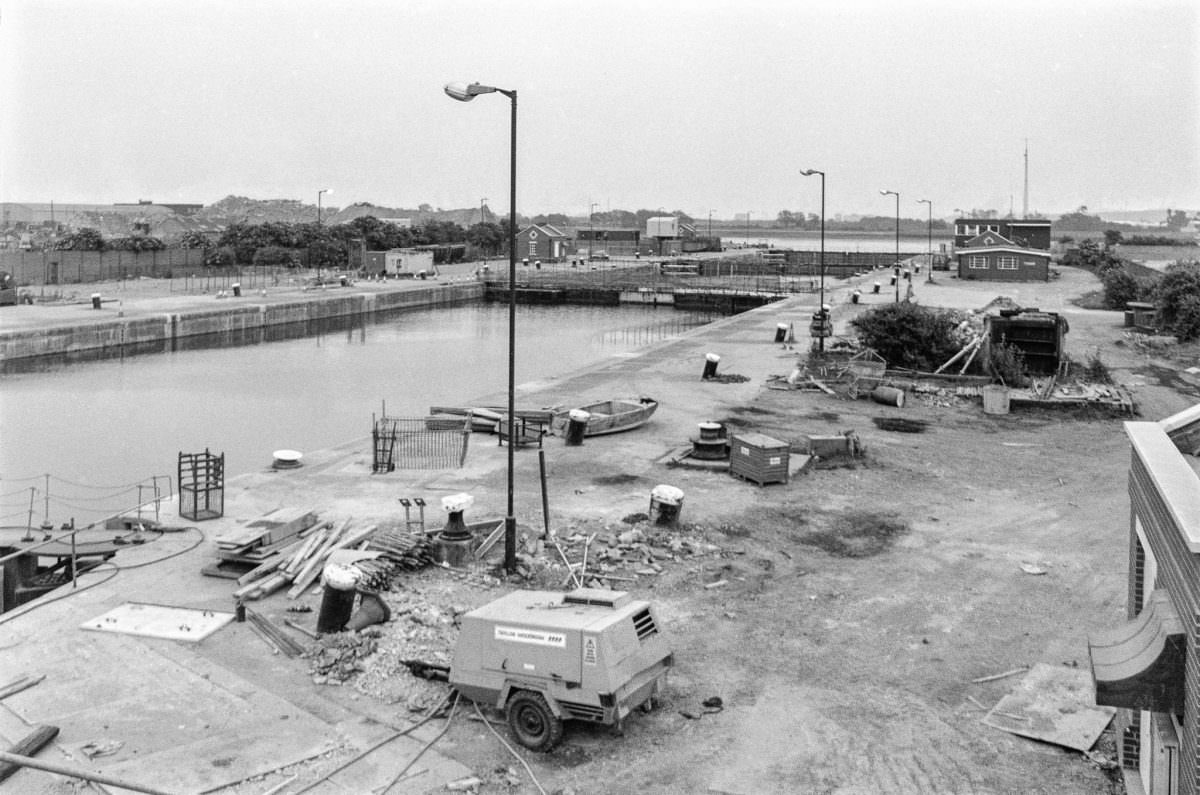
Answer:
[506,690,564,752]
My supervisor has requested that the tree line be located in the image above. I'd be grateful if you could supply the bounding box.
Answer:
[49,216,517,269]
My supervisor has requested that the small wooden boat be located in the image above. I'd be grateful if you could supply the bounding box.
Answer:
[552,397,658,437]
[429,405,560,434]
[428,406,504,433]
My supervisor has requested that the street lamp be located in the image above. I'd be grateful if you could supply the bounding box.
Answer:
[800,169,826,352]
[480,198,488,225]
[445,79,519,573]
[589,202,600,261]
[317,188,330,226]
[880,189,900,302]
[708,209,715,239]
[917,199,933,283]
[314,188,331,283]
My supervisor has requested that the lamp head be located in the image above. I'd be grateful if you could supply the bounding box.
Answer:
[444,82,497,102]
[800,169,821,176]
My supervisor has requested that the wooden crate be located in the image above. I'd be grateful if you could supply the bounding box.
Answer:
[729,433,790,486]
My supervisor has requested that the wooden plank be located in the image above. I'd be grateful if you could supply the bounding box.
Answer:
[214,507,317,549]
[807,377,838,396]
[0,725,60,784]
[286,520,352,598]
[0,674,45,701]
[284,528,327,576]
[285,524,381,598]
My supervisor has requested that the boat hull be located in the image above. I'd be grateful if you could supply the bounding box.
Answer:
[554,397,658,437]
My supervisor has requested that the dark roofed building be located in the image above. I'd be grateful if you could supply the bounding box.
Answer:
[956,230,1051,282]
[954,218,1051,250]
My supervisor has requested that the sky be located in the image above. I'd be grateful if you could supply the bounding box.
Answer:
[1,0,1197,221]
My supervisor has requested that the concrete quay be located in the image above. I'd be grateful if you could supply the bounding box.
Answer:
[0,277,484,362]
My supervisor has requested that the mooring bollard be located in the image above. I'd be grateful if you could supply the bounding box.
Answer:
[774,322,788,343]
[434,493,475,567]
[565,409,590,446]
[232,283,241,297]
[872,282,881,294]
[649,484,685,526]
[702,352,721,380]
[91,293,102,310]
[851,289,862,304]
[316,563,361,634]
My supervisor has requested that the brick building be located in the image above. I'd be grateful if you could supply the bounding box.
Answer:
[515,224,569,262]
[955,230,1052,282]
[1089,404,1200,795]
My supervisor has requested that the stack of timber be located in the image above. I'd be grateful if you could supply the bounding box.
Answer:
[365,530,437,571]
[231,518,380,602]
[203,507,320,579]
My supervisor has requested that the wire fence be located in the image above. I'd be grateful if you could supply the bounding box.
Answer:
[373,416,471,472]
[0,473,173,528]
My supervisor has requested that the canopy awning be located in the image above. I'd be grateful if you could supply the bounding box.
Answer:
[1088,590,1185,714]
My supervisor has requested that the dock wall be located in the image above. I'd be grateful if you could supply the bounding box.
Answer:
[0,282,483,362]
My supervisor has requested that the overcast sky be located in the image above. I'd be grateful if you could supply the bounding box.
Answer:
[1,0,1196,220]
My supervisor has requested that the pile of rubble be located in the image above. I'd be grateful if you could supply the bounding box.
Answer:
[303,518,733,707]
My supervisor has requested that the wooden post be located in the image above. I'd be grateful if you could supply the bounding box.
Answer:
[538,449,550,540]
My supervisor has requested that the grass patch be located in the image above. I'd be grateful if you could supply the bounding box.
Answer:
[795,510,909,558]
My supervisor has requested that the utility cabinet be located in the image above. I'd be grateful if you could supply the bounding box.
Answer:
[729,433,790,486]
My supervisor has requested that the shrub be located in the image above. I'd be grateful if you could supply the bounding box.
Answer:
[253,245,298,268]
[1082,352,1113,384]
[204,247,234,268]
[849,303,962,371]
[1100,269,1147,309]
[988,341,1028,387]
[1172,294,1200,342]
[1152,260,1200,331]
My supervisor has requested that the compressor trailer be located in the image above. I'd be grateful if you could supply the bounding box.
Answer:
[449,588,674,751]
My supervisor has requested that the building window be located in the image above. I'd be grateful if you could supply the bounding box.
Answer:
[969,256,989,269]
[997,256,1018,269]
[528,241,538,256]
[986,224,1000,233]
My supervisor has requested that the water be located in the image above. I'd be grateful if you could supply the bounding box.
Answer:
[0,303,711,526]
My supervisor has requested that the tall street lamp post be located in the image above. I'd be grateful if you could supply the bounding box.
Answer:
[317,188,330,226]
[589,202,600,261]
[800,169,826,352]
[315,188,331,282]
[707,209,715,239]
[445,80,519,573]
[917,198,933,283]
[480,197,488,225]
[880,189,900,302]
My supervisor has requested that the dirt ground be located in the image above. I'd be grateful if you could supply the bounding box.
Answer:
[263,268,1200,795]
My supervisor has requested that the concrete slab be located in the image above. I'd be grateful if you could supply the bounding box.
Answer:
[982,662,1116,752]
